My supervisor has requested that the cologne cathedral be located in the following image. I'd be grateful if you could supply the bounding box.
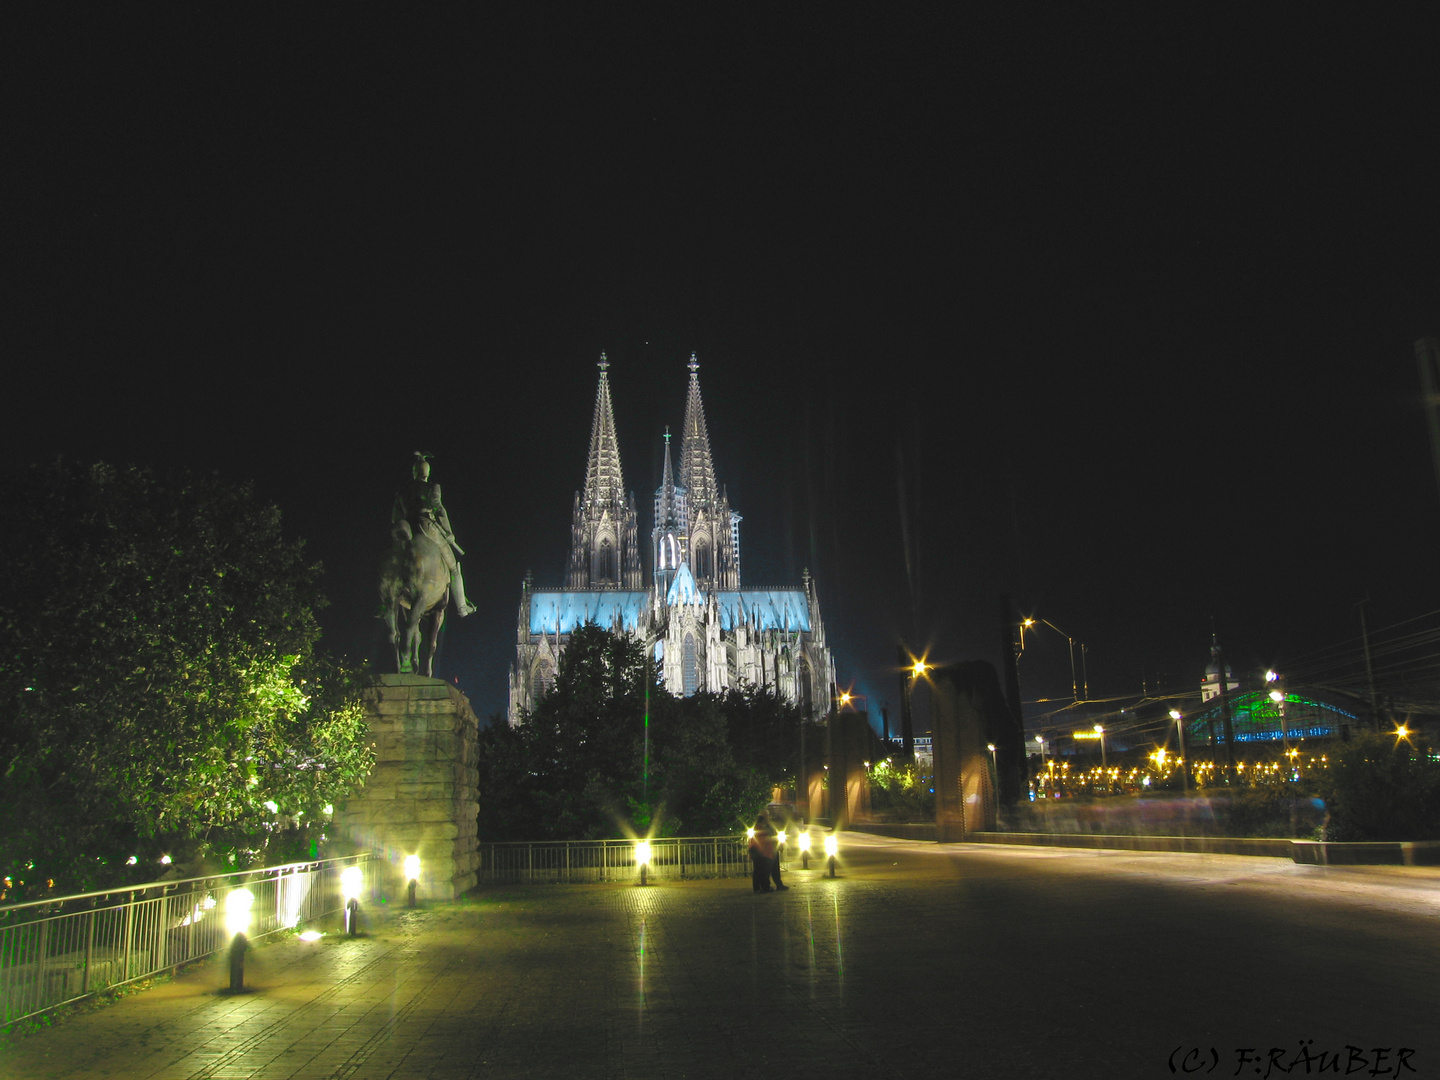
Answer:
[508,355,835,725]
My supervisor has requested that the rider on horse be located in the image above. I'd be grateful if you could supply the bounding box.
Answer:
[392,452,475,618]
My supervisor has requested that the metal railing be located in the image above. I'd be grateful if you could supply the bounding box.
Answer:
[478,836,754,883]
[0,853,374,1029]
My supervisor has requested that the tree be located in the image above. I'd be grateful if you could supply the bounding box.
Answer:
[478,624,654,841]
[0,461,374,896]
[1317,732,1440,841]
[476,624,799,841]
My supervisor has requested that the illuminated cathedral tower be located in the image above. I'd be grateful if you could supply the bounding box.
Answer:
[673,354,740,591]
[565,354,643,590]
[510,354,834,724]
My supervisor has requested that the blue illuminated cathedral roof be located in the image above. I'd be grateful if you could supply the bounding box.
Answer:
[716,590,811,632]
[528,585,811,636]
[529,591,648,635]
[666,563,701,606]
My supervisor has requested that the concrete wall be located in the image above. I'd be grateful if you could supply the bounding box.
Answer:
[335,674,479,901]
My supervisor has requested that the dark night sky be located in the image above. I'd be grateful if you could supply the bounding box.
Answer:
[8,7,1439,732]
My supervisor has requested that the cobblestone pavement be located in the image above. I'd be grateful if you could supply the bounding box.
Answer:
[4,834,1439,1079]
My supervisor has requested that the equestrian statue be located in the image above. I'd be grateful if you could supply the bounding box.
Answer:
[380,452,475,676]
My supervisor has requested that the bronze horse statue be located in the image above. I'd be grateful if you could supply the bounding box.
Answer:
[379,520,451,677]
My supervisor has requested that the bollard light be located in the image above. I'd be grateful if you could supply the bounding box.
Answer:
[341,865,363,936]
[225,887,255,992]
[824,834,838,878]
[798,830,812,869]
[404,854,421,908]
[635,840,652,886]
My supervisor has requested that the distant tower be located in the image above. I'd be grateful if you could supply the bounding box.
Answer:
[567,355,643,589]
[677,354,739,590]
[652,428,688,593]
[1200,635,1238,703]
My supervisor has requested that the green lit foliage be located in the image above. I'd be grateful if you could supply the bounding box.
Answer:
[0,461,374,896]
[476,624,796,840]
[1317,732,1440,841]
[867,758,935,822]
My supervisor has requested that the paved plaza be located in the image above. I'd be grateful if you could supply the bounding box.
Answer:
[3,833,1439,1079]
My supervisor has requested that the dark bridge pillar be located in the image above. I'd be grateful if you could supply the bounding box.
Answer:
[932,662,1003,842]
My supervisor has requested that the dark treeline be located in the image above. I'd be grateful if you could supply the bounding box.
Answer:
[478,625,808,841]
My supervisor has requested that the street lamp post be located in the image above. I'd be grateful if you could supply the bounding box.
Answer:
[1266,670,1290,750]
[1169,709,1189,794]
[1021,617,1084,703]
[897,645,928,760]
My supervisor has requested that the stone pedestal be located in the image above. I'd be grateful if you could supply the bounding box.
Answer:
[335,675,480,901]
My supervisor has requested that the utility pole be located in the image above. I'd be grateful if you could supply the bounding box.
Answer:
[1417,337,1440,515]
[1213,637,1236,782]
[998,594,1027,803]
[898,641,916,761]
[1357,597,1383,731]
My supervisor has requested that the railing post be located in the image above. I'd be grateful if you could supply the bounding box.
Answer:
[84,908,96,993]
[123,892,136,981]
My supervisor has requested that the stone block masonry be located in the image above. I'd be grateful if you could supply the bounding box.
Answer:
[335,674,479,900]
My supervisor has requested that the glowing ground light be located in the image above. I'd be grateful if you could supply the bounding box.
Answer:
[798,832,812,852]
[404,854,421,881]
[634,841,652,866]
[341,865,364,901]
[225,888,255,937]
[298,930,323,942]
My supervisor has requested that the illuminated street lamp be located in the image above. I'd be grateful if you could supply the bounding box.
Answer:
[824,833,839,878]
[225,887,254,992]
[404,854,421,908]
[341,865,364,936]
[898,644,931,761]
[1169,710,1189,794]
[1094,724,1106,771]
[635,840,652,886]
[1020,617,1086,702]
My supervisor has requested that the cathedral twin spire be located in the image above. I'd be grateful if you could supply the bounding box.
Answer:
[678,354,719,513]
[567,354,643,589]
[570,353,740,593]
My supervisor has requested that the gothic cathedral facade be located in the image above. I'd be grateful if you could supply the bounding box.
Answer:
[509,355,835,724]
